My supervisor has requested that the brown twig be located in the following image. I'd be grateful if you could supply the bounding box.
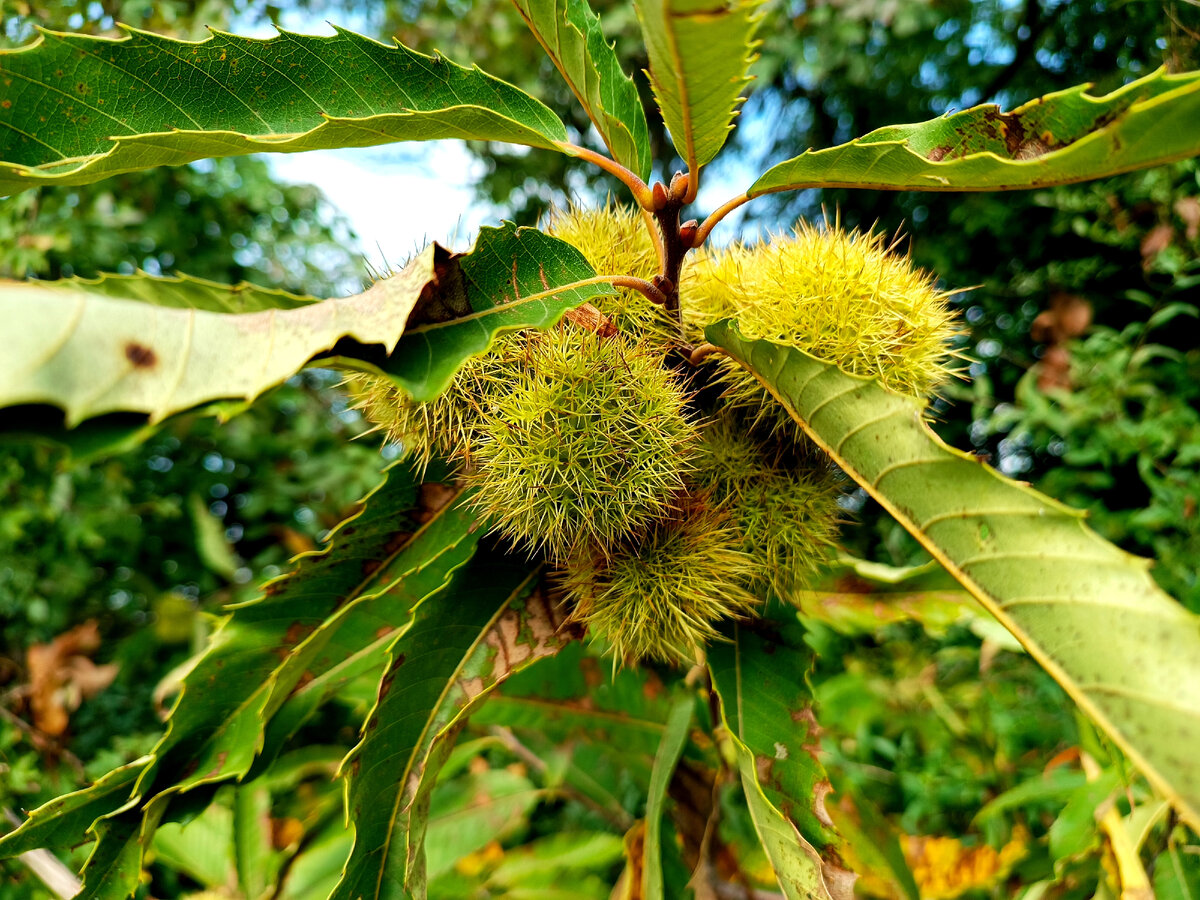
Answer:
[687,343,722,365]
[609,275,671,307]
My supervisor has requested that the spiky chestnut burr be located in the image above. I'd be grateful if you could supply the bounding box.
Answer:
[546,202,672,339]
[693,415,844,600]
[343,336,523,470]
[561,502,758,666]
[468,325,699,561]
[682,221,963,433]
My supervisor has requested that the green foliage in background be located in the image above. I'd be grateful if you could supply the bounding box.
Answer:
[1,2,1199,900]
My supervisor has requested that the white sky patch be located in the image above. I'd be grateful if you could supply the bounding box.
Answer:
[235,12,502,268]
[268,142,497,269]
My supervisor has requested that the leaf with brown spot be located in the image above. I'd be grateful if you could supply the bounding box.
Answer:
[709,618,855,900]
[2,223,615,426]
[752,67,1200,196]
[332,548,578,900]
[123,343,156,369]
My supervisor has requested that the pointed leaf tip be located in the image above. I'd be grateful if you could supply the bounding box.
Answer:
[636,0,763,168]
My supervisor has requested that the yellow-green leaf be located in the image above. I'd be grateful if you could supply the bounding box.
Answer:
[1,251,433,425]
[2,223,615,426]
[708,320,1200,831]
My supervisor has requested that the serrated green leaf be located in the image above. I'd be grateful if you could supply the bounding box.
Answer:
[708,620,855,900]
[0,26,568,195]
[642,697,692,900]
[139,462,480,799]
[0,758,146,858]
[332,550,579,900]
[635,0,762,169]
[24,272,319,311]
[707,320,1200,832]
[2,223,614,425]
[76,800,166,900]
[750,68,1200,195]
[370,222,618,403]
[512,0,652,181]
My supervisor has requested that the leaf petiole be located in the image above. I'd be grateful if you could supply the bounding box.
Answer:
[693,192,754,247]
[556,142,657,210]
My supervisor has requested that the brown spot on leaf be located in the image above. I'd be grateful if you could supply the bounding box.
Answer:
[564,303,618,338]
[124,342,157,368]
[813,781,835,828]
[416,481,458,523]
[1014,136,1050,160]
[927,145,950,162]
[282,622,313,647]
[382,531,414,556]
[204,750,229,779]
[407,245,471,325]
[377,665,401,700]
[755,754,774,785]
[792,706,824,759]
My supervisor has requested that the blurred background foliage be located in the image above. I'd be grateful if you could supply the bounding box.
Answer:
[1,0,1198,897]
